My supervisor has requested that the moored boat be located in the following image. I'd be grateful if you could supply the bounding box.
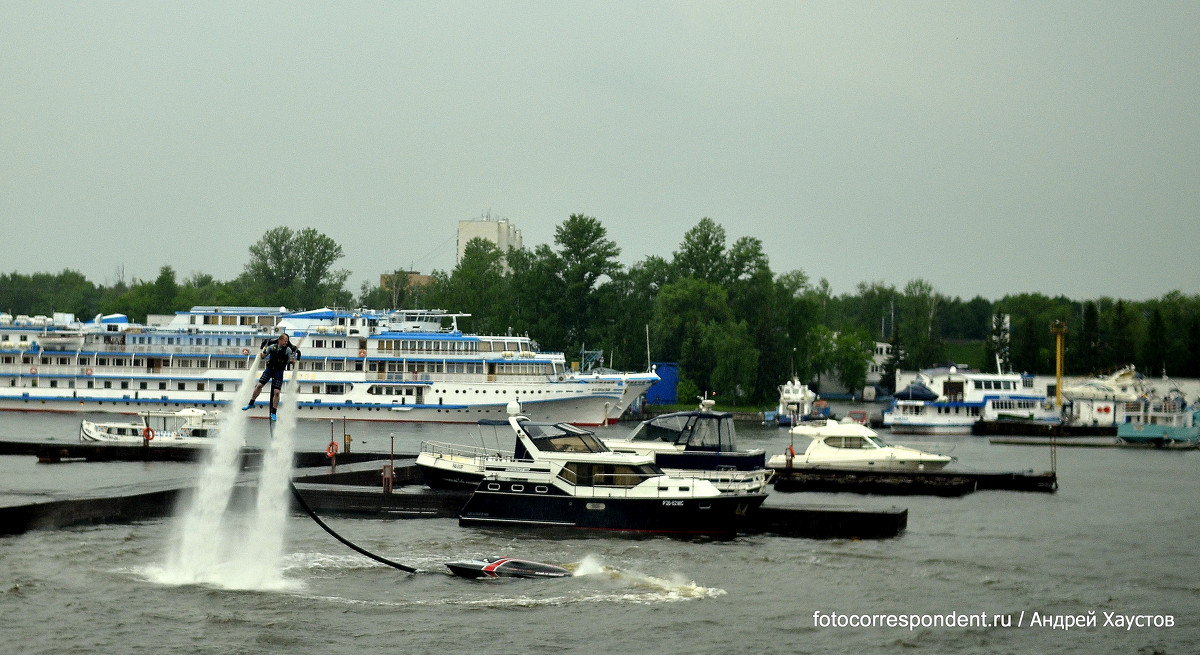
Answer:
[768,418,954,471]
[1115,392,1199,447]
[883,365,1058,434]
[1,306,657,425]
[456,416,767,535]
[602,400,771,493]
[79,408,222,445]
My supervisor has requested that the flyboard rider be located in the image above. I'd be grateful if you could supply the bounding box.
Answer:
[241,332,301,421]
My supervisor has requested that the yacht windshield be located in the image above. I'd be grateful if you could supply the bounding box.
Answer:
[628,413,739,451]
[824,436,886,449]
[686,415,738,451]
[629,415,689,442]
[524,423,609,453]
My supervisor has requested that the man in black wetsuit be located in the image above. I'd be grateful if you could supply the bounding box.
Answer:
[241,332,301,421]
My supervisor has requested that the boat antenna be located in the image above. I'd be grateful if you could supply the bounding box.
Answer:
[645,324,651,372]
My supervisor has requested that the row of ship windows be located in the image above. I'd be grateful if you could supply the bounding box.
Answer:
[14,379,226,392]
[989,400,1039,410]
[935,406,981,416]
[11,378,568,396]
[127,336,258,347]
[4,355,552,376]
[899,405,981,416]
[375,340,530,353]
[972,379,1033,390]
[7,355,257,369]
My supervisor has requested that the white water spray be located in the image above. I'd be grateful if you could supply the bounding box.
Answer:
[234,365,301,588]
[156,348,303,590]
[157,361,261,586]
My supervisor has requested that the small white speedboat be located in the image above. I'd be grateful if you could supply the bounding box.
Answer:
[768,419,953,471]
[79,408,221,445]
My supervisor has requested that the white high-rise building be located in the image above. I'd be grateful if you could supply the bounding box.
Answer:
[456,214,522,266]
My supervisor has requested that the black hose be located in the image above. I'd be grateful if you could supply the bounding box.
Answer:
[289,481,418,574]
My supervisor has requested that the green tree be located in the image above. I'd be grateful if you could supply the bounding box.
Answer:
[1077,301,1100,374]
[831,328,876,397]
[808,324,837,391]
[244,226,350,309]
[1109,300,1136,366]
[553,214,621,350]
[423,239,508,335]
[700,320,759,402]
[898,279,943,368]
[673,217,728,284]
[507,244,567,352]
[1141,306,1166,377]
[359,270,410,309]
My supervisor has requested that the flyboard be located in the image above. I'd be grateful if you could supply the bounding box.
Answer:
[444,557,570,579]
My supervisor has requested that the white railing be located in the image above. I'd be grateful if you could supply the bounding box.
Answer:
[420,440,515,463]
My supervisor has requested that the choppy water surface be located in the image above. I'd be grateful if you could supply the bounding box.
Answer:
[1,411,1198,654]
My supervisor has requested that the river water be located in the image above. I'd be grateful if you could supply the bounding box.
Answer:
[1,410,1197,654]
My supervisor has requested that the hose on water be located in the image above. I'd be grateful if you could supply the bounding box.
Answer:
[289,481,418,574]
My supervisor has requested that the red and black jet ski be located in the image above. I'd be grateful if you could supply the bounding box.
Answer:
[445,557,571,579]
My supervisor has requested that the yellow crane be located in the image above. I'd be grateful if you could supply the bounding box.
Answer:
[1050,320,1068,407]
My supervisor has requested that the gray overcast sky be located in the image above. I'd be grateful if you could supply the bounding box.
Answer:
[2,2,1198,302]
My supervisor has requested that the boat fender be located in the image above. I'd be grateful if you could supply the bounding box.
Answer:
[326,442,338,458]
[787,444,795,458]
[143,427,155,441]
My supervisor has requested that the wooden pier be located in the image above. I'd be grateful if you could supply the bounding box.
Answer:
[973,420,1115,437]
[770,466,1058,495]
[990,436,1199,449]
[1,443,909,539]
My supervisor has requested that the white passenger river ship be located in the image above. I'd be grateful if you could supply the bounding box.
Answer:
[0,307,658,425]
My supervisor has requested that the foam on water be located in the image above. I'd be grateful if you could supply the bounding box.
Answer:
[155,363,260,586]
[153,356,301,591]
[231,366,300,588]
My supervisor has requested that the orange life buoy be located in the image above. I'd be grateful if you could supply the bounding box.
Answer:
[242,348,250,355]
[326,442,338,458]
[143,427,155,441]
[358,349,366,357]
[30,366,38,375]
[84,368,93,376]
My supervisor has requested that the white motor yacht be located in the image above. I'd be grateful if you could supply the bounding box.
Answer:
[768,419,953,471]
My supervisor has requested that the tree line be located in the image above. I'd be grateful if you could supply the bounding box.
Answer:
[4,218,1199,403]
